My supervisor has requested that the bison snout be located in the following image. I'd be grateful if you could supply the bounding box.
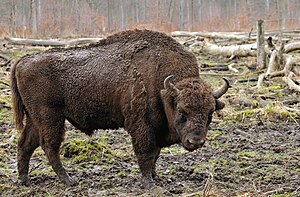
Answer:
[184,136,206,151]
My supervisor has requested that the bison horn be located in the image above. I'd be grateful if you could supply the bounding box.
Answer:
[212,78,230,98]
[164,75,180,95]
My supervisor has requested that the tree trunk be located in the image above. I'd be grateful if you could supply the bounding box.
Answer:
[10,0,17,37]
[31,0,38,36]
[256,20,266,70]
[179,0,185,31]
[120,0,126,30]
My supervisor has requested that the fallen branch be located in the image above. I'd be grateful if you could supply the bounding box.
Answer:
[228,63,239,73]
[235,78,258,83]
[191,41,256,57]
[4,37,103,47]
[284,41,300,53]
[171,31,256,41]
[199,72,239,77]
[0,54,11,66]
[282,99,300,105]
[282,77,300,91]
[200,65,228,71]
[264,188,285,196]
[0,80,10,87]
[257,39,300,91]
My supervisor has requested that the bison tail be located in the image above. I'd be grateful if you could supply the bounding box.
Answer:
[10,60,25,131]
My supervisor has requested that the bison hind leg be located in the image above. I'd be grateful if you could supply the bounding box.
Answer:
[37,111,77,186]
[17,118,40,186]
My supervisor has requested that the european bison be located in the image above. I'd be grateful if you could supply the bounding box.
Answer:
[11,29,229,187]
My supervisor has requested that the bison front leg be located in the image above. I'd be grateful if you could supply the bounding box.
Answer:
[131,132,160,188]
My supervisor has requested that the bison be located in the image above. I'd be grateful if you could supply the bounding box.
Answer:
[11,29,229,187]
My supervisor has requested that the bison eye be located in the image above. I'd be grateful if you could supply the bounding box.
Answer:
[178,113,187,124]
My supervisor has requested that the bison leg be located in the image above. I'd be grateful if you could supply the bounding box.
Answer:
[131,134,160,188]
[152,149,161,180]
[17,118,40,186]
[35,109,76,186]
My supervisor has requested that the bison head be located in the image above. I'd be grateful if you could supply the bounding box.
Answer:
[160,75,229,151]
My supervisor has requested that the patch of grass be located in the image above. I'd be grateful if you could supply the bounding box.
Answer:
[117,171,126,178]
[0,149,9,163]
[165,165,176,175]
[0,94,12,124]
[207,129,223,140]
[4,48,42,59]
[236,151,257,159]
[61,136,120,164]
[193,163,207,174]
[128,167,139,177]
[31,167,54,176]
[161,146,188,154]
[272,193,293,197]
[223,101,299,123]
[0,184,18,194]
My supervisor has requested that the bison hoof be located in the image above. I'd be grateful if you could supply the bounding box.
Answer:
[141,177,156,189]
[17,176,30,186]
[60,177,78,186]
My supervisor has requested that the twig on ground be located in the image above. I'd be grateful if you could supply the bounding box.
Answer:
[203,168,215,197]
[264,188,285,196]
[199,72,239,77]
[0,80,10,87]
[228,63,239,73]
[29,162,43,174]
[235,78,258,83]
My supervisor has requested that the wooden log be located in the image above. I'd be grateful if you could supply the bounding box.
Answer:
[191,41,256,57]
[171,31,292,42]
[4,37,103,47]
[171,31,255,41]
[282,77,300,92]
[284,41,300,53]
[228,63,239,73]
[266,50,278,75]
[4,37,66,46]
[0,54,11,67]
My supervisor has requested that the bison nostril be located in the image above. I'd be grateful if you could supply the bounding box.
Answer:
[187,139,193,145]
[199,140,205,146]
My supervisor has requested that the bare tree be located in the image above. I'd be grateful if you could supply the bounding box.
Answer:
[120,0,126,30]
[31,0,38,36]
[179,0,185,31]
[10,0,17,37]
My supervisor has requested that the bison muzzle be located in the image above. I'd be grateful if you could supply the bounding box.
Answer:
[11,29,229,187]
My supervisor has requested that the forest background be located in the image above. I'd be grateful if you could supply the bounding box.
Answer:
[1,0,300,38]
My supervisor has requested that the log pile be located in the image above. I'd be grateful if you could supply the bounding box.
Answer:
[172,29,300,92]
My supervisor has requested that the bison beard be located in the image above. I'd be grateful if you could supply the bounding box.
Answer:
[11,29,229,188]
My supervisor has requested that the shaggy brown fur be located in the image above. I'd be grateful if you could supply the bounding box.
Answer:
[11,29,228,187]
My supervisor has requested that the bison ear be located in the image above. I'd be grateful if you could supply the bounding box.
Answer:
[215,99,225,110]
[160,89,177,111]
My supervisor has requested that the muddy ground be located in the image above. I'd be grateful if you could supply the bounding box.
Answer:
[0,40,299,197]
